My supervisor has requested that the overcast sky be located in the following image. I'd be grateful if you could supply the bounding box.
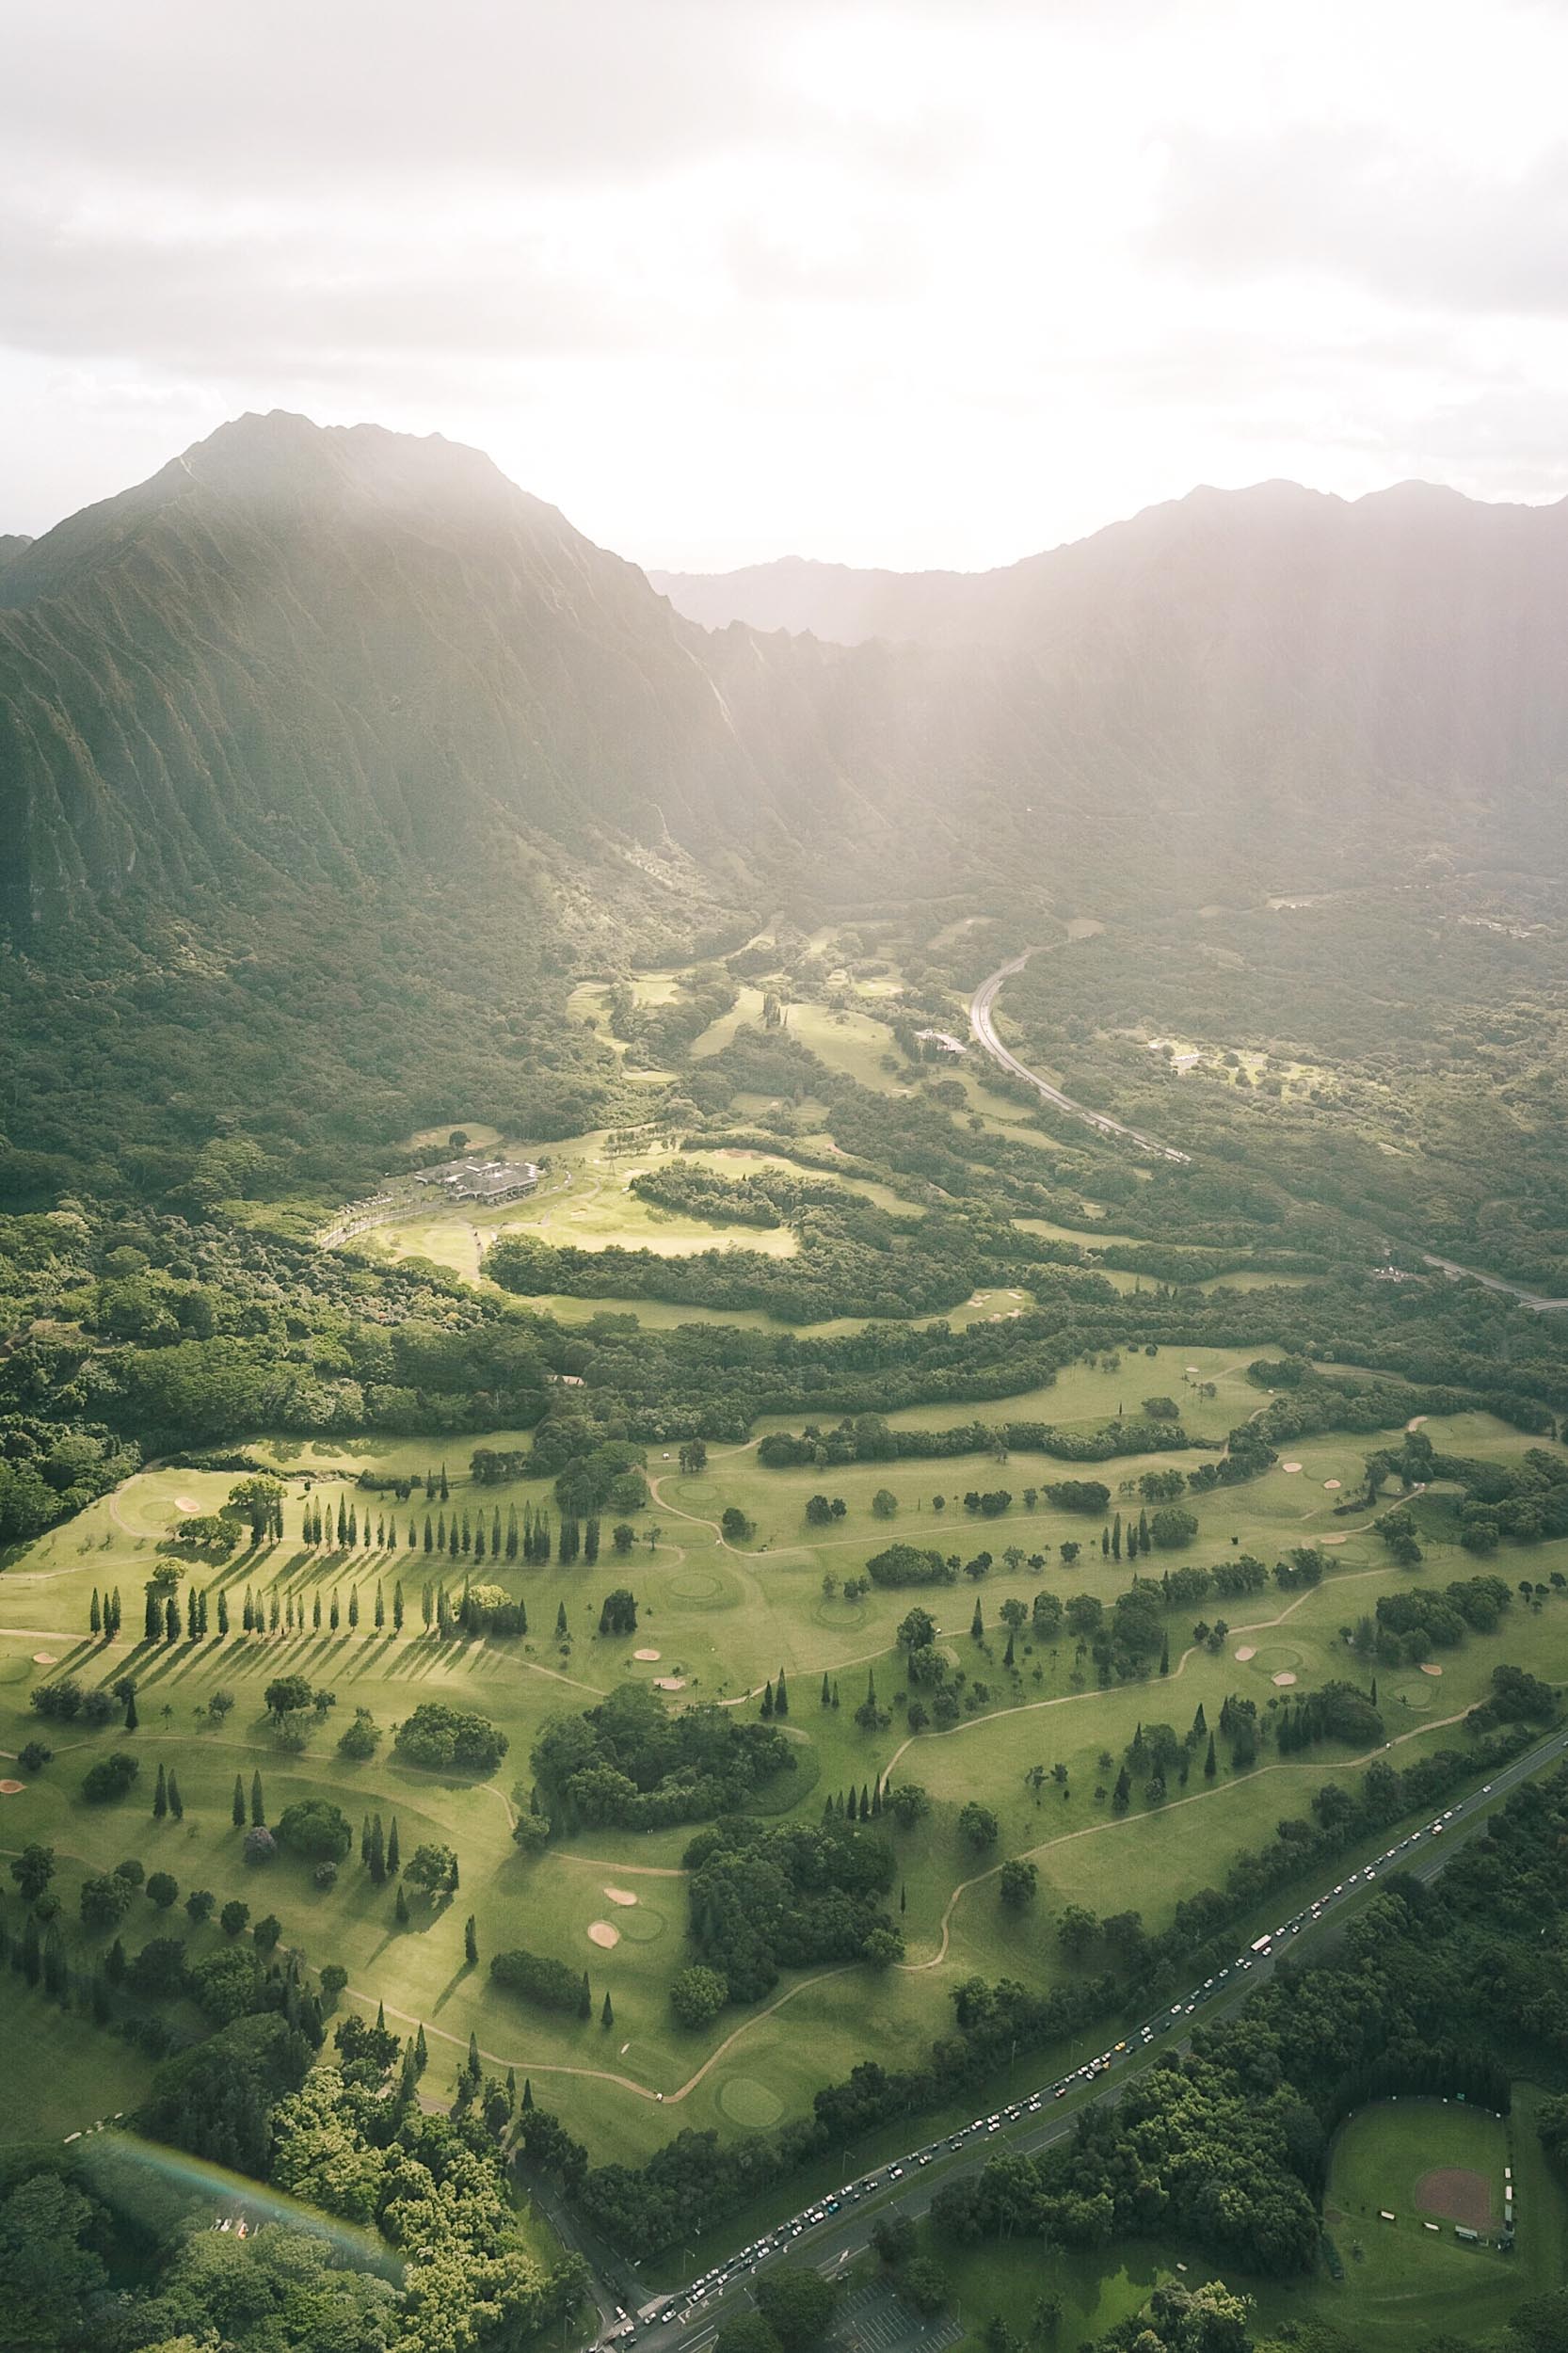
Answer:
[7,0,1568,569]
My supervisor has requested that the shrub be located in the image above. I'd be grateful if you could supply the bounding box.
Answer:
[275,1799,352,1863]
[264,1673,315,1721]
[865,1544,955,1589]
[243,1826,277,1865]
[80,1872,136,1931]
[82,1753,139,1802]
[669,1965,729,2028]
[30,1676,85,1721]
[755,2267,839,2351]
[491,1946,586,2013]
[999,1859,1038,1911]
[957,1801,999,1850]
[189,1945,264,2022]
[337,1709,381,1760]
[127,1936,188,2000]
[393,1701,507,1774]
[404,1842,459,1897]
[1043,1481,1111,1514]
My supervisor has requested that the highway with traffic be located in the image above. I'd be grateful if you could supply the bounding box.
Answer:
[611,1721,1568,2353]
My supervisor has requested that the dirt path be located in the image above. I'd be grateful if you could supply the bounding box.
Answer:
[353,1959,852,2107]
[896,1698,1481,1971]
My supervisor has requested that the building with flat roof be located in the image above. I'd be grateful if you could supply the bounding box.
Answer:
[413,1155,539,1205]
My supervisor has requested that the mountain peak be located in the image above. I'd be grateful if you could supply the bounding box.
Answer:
[179,408,530,516]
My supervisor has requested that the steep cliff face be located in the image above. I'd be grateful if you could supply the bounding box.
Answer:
[8,422,1568,951]
[658,480,1568,878]
[0,413,843,924]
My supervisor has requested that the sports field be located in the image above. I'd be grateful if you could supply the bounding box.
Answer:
[1267,2090,1567,2347]
[888,2087,1565,2353]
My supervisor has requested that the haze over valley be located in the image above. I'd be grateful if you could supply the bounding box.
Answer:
[6,10,1568,2353]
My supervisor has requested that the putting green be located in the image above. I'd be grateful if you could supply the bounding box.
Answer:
[669,1567,739,1607]
[1251,1643,1308,1676]
[717,2074,786,2129]
[610,1902,669,1946]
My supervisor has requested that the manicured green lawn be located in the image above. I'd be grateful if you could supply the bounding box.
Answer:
[1246,2092,1564,2348]
[872,2087,1563,2353]
[0,1981,157,2145]
[358,1136,805,1283]
[5,1404,1568,2162]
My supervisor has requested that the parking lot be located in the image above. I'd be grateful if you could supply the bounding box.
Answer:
[833,2281,963,2353]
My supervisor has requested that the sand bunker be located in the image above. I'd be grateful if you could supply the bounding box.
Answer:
[587,1921,620,1949]
[1323,1533,1348,1545]
[1234,1645,1256,1662]
[1406,1416,1429,1433]
[175,1495,201,1513]
[1272,1671,1298,1688]
[1421,1662,1443,1677]
[1185,1365,1200,1376]
[1281,1462,1303,1474]
[1323,1479,1342,1491]
[654,1675,687,1691]
[633,1648,661,1662]
[602,1887,639,1908]
[31,1652,56,1666]
[0,1781,24,1795]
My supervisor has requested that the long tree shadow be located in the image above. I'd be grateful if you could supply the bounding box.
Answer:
[432,1955,476,2017]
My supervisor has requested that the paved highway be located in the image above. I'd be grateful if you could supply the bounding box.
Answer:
[970,952,1568,1309]
[968,954,1191,1164]
[614,1721,1568,2353]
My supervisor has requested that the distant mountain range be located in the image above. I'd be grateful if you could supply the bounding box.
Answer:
[652,479,1568,651]
[7,418,1568,938]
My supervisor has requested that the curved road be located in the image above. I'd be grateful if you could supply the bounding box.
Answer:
[969,953,1191,1163]
[617,1720,1568,2353]
[969,952,1568,1308]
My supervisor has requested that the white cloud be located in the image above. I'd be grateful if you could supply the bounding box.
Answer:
[5,0,1568,563]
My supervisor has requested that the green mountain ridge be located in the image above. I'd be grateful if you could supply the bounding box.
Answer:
[7,412,1568,1208]
[0,411,818,922]
[11,420,1568,943]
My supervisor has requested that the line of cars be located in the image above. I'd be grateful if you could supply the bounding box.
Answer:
[635,1795,1487,2341]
